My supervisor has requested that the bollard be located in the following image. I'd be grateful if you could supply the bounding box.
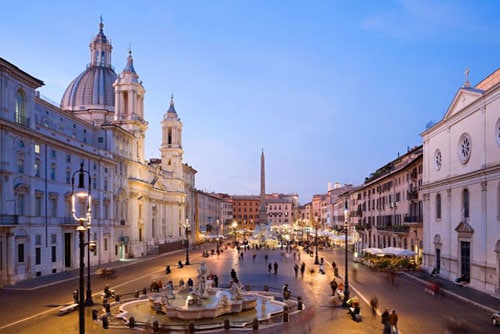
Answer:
[134,290,139,298]
[128,316,135,328]
[115,294,120,302]
[245,284,251,291]
[153,320,159,333]
[92,309,98,320]
[252,317,259,329]
[283,305,289,322]
[224,318,230,330]
[105,303,111,314]
[102,315,109,329]
[297,296,303,310]
[263,285,269,292]
[73,290,79,304]
[189,321,195,333]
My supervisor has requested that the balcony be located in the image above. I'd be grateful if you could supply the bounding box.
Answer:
[377,224,409,233]
[404,215,423,223]
[0,215,19,226]
[407,187,419,200]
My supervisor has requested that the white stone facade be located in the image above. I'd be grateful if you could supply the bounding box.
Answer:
[421,70,500,293]
[0,23,191,286]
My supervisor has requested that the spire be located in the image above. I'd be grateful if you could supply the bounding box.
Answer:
[167,94,177,113]
[123,50,136,74]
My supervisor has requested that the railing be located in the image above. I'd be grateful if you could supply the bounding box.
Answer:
[0,215,19,225]
[404,215,422,223]
[377,225,409,233]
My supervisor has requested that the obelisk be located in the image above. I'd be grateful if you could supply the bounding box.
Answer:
[258,149,267,225]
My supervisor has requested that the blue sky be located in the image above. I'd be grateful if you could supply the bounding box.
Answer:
[2,1,500,202]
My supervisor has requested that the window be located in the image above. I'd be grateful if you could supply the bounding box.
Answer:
[35,234,42,245]
[50,149,56,158]
[50,164,56,181]
[34,144,40,154]
[51,246,57,262]
[66,169,71,184]
[463,189,470,219]
[458,133,472,164]
[17,158,24,173]
[15,89,26,125]
[436,193,442,219]
[50,197,57,217]
[17,244,25,263]
[104,238,108,252]
[434,149,442,171]
[17,194,25,216]
[35,195,43,216]
[35,247,41,265]
[51,234,57,244]
[66,154,71,163]
[34,160,41,177]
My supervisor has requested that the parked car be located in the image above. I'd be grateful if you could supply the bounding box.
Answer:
[492,312,500,326]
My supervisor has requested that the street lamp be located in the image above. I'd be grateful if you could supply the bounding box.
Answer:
[343,208,350,305]
[232,221,238,245]
[314,217,320,265]
[216,219,220,255]
[71,163,94,334]
[181,219,191,265]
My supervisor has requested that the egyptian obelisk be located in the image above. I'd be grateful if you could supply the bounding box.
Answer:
[258,149,267,225]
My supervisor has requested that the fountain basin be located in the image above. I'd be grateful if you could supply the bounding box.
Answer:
[150,289,258,320]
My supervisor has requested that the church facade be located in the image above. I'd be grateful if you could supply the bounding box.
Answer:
[421,69,500,293]
[0,21,195,286]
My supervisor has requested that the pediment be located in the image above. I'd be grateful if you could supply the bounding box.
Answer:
[454,221,474,234]
[443,87,483,120]
[153,179,167,191]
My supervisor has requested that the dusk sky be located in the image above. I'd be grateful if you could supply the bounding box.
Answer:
[2,1,500,203]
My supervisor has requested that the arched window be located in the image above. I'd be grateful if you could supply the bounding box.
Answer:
[34,159,41,177]
[462,189,470,219]
[15,89,26,125]
[436,193,442,219]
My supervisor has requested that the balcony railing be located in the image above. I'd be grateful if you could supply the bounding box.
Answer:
[377,224,410,233]
[404,215,423,223]
[0,215,19,225]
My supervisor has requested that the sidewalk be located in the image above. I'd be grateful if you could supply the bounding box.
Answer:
[3,257,142,291]
[403,270,500,314]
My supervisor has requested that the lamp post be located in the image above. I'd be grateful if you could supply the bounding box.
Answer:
[314,218,320,265]
[181,219,191,265]
[343,208,350,305]
[71,163,93,334]
[216,220,220,255]
[232,221,238,245]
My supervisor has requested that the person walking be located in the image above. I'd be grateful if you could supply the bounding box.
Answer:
[268,262,272,274]
[381,308,390,334]
[300,262,306,277]
[273,261,279,275]
[330,278,338,296]
[370,296,379,317]
[294,263,299,277]
[388,309,399,334]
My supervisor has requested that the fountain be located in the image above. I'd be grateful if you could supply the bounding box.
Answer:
[116,261,288,328]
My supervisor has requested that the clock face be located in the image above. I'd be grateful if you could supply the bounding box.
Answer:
[434,149,442,171]
[458,133,471,164]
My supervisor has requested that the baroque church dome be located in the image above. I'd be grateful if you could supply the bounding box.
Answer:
[60,20,117,112]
